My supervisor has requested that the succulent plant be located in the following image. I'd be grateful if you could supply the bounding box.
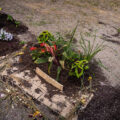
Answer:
[0,29,13,41]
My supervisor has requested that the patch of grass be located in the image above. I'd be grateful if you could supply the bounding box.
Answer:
[19,41,26,45]
[51,0,57,2]
[64,0,83,7]
[65,0,120,9]
[117,28,120,33]
[30,20,51,26]
[26,15,33,22]
[64,0,100,7]
[14,8,25,14]
[110,1,120,8]
[50,8,57,11]
[79,31,105,61]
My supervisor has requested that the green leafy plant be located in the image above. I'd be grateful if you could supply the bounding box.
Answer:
[54,24,79,64]
[69,59,89,78]
[30,41,58,74]
[79,32,104,61]
[37,31,54,44]
[117,28,120,33]
[30,26,104,86]
[56,66,62,81]
[51,24,79,80]
[15,20,20,27]
[7,15,13,21]
[19,41,26,45]
[0,29,13,41]
[7,15,20,27]
[30,25,83,81]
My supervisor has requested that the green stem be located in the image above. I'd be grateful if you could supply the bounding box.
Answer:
[81,73,84,89]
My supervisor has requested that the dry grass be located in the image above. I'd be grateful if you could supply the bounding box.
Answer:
[64,0,120,10]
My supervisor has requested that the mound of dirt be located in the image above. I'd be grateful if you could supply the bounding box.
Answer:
[78,86,120,120]
[0,12,28,34]
[0,37,22,56]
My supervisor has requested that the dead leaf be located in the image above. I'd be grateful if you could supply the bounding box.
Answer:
[15,52,24,56]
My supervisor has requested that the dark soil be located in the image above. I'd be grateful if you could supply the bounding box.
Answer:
[0,12,28,34]
[0,12,29,56]
[0,37,22,56]
[20,42,106,97]
[78,86,120,120]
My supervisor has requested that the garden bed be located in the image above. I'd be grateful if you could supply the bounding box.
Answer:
[20,42,91,94]
[0,54,93,119]
[0,12,103,119]
[0,12,28,56]
[0,12,28,34]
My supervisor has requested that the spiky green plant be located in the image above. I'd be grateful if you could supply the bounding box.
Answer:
[79,32,105,62]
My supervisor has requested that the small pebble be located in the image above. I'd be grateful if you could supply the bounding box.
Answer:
[6,88,10,93]
[0,93,6,98]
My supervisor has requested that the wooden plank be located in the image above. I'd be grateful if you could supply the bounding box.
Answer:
[35,67,63,91]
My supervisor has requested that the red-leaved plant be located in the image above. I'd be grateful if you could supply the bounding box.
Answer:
[30,41,59,74]
[40,43,58,64]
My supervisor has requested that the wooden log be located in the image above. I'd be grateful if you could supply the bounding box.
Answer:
[36,67,63,91]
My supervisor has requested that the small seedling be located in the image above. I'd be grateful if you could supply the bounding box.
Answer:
[7,15,13,21]
[19,41,26,45]
[15,21,20,27]
[0,8,2,11]
[7,15,20,27]
[117,28,120,33]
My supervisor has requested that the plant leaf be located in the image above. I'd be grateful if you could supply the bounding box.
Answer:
[15,52,24,56]
[56,66,61,81]
[48,62,52,74]
[48,57,54,62]
[34,57,48,64]
[60,60,65,69]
